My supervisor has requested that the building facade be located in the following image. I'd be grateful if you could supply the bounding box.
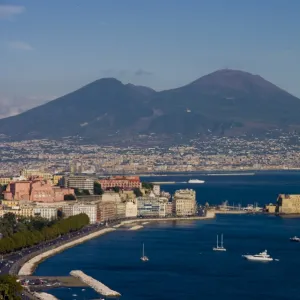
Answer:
[137,195,166,218]
[125,201,137,218]
[33,207,58,220]
[3,180,74,203]
[62,202,99,224]
[172,189,197,216]
[98,176,141,190]
[62,175,94,194]
[277,194,300,214]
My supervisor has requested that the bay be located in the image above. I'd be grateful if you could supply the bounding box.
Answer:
[34,172,300,299]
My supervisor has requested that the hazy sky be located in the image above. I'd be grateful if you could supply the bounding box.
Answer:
[1,0,300,117]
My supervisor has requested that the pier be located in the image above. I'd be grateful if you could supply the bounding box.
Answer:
[70,270,121,297]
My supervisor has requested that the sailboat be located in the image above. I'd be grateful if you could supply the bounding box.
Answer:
[140,243,149,261]
[213,234,226,251]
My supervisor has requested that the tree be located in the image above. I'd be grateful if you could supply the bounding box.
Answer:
[0,274,22,300]
[142,182,153,190]
[64,194,76,201]
[112,186,120,193]
[133,188,143,197]
[94,182,104,195]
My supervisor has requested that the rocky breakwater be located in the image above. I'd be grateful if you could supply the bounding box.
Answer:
[129,225,144,230]
[70,270,121,297]
[18,228,116,276]
[33,292,59,300]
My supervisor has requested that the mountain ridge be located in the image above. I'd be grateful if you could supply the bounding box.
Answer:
[1,69,300,142]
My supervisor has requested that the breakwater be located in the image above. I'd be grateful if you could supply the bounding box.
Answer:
[18,228,116,276]
[70,270,121,297]
[33,292,59,300]
[129,225,144,230]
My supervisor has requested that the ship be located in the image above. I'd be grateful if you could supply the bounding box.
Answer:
[242,250,273,262]
[290,236,300,242]
[187,179,205,184]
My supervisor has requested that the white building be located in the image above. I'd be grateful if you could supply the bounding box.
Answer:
[153,185,160,196]
[125,201,137,218]
[172,189,197,216]
[62,202,98,224]
[33,207,58,220]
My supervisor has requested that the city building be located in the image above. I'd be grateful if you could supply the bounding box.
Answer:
[3,180,74,203]
[98,176,141,190]
[0,177,11,185]
[125,200,137,218]
[137,193,166,217]
[98,201,116,222]
[62,202,99,224]
[33,207,58,220]
[0,205,34,218]
[153,185,160,196]
[61,175,94,194]
[52,175,63,186]
[20,169,53,180]
[276,194,300,214]
[172,189,197,216]
[116,201,126,219]
[165,201,173,216]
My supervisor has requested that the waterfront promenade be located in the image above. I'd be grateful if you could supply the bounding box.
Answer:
[3,213,215,299]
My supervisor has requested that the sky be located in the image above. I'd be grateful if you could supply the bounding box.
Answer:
[1,0,300,118]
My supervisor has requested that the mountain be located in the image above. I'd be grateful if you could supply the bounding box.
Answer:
[1,69,300,142]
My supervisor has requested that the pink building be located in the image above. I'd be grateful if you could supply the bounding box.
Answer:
[99,176,141,190]
[3,180,74,203]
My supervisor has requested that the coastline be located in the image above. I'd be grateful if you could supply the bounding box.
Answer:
[18,213,215,277]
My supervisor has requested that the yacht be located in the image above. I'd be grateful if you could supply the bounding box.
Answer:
[188,179,205,184]
[290,236,300,242]
[213,234,226,251]
[242,250,273,262]
[140,243,149,262]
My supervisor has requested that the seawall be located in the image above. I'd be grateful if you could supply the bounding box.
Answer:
[18,228,116,276]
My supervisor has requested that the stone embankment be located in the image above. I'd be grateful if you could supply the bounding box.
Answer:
[70,270,121,297]
[33,292,59,300]
[129,225,144,230]
[18,228,116,276]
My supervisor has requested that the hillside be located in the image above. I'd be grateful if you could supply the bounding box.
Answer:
[1,69,300,141]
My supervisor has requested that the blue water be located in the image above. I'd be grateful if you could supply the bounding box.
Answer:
[35,173,300,300]
[143,171,300,206]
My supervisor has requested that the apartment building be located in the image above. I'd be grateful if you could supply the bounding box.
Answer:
[33,207,58,220]
[137,194,166,217]
[62,202,99,224]
[61,175,94,194]
[172,189,197,216]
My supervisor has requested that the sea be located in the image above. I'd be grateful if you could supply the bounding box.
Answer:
[35,171,300,300]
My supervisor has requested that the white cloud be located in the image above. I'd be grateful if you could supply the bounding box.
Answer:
[8,41,34,51]
[0,95,55,119]
[0,5,25,19]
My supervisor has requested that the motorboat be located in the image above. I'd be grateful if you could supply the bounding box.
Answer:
[242,250,274,262]
[290,236,300,242]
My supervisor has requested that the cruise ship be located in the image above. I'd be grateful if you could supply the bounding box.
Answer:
[187,179,205,184]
